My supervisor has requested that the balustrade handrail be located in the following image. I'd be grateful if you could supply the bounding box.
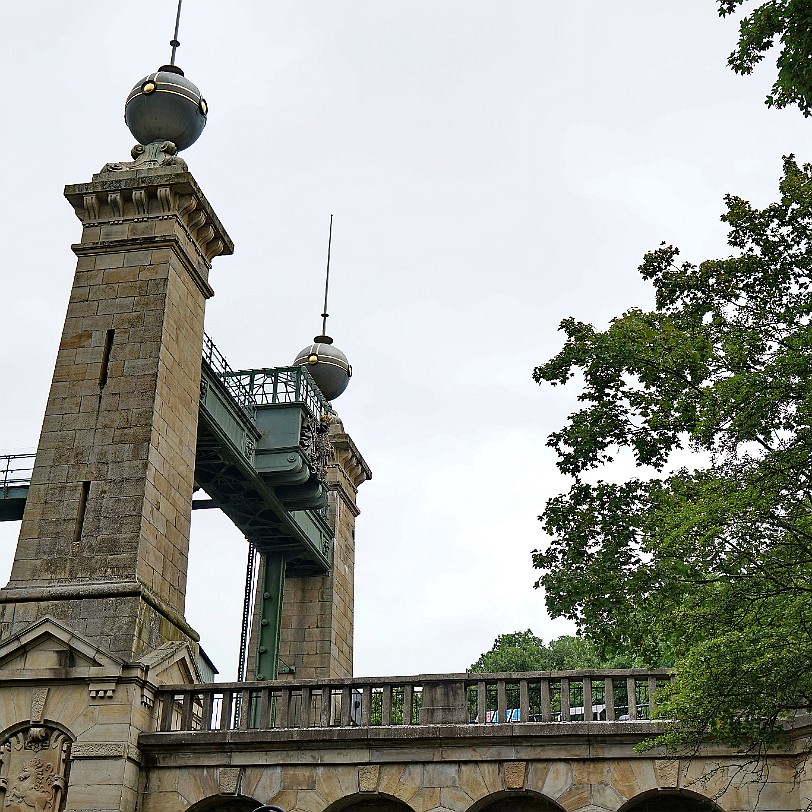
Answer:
[228,366,332,423]
[157,668,672,692]
[153,669,673,734]
[201,332,257,417]
[200,334,332,427]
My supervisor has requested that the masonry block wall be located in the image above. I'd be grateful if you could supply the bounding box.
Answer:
[0,166,232,660]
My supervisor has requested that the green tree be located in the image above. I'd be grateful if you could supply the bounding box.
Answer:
[718,0,812,115]
[468,630,638,673]
[533,156,812,754]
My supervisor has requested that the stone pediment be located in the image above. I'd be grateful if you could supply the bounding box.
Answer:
[136,641,203,687]
[0,616,124,675]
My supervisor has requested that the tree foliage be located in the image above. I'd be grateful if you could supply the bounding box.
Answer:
[533,156,812,753]
[468,630,608,673]
[718,0,812,115]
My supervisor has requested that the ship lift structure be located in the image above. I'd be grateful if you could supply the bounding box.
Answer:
[0,332,336,681]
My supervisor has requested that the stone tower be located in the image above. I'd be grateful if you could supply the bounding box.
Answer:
[0,160,233,661]
[278,418,371,678]
[249,417,371,680]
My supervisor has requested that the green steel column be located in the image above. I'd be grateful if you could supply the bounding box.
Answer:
[255,551,286,680]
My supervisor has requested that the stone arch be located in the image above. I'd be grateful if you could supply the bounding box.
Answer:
[324,792,416,812]
[618,789,724,812]
[184,794,262,812]
[467,789,566,812]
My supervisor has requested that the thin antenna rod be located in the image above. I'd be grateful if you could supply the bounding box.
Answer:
[320,215,333,337]
[169,0,183,65]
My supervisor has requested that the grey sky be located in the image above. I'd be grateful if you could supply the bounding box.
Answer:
[0,1,807,678]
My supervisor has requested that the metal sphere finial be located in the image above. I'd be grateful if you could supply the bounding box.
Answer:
[122,0,207,152]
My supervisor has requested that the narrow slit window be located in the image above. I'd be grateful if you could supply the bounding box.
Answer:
[74,481,90,545]
[98,329,115,387]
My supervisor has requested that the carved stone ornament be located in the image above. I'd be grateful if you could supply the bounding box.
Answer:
[503,761,526,790]
[218,767,241,795]
[654,758,680,788]
[0,725,71,812]
[29,689,48,724]
[100,140,188,174]
[358,765,380,793]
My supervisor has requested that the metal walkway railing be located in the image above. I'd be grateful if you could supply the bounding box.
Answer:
[1,454,35,494]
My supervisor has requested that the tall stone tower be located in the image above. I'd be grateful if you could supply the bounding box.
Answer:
[0,68,232,662]
[270,418,370,679]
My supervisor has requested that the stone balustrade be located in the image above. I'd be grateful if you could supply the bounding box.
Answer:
[154,669,673,733]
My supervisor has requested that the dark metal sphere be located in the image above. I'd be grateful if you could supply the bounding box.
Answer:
[293,336,352,401]
[125,65,207,151]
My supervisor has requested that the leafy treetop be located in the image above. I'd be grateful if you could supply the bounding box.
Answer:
[719,0,812,115]
[468,630,642,673]
[533,156,812,753]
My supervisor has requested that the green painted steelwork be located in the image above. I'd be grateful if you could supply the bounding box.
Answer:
[229,366,331,419]
[197,361,331,574]
[255,552,286,681]
[0,455,35,522]
[0,486,28,522]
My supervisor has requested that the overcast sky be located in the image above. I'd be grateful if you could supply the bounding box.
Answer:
[0,2,808,679]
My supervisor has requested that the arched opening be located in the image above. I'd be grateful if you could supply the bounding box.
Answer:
[468,790,565,812]
[620,789,722,812]
[326,794,415,812]
[184,796,260,812]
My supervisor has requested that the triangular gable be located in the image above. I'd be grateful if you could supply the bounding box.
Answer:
[136,640,203,686]
[0,616,124,673]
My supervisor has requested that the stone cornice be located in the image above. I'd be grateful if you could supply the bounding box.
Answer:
[0,581,200,643]
[329,422,372,492]
[64,169,233,267]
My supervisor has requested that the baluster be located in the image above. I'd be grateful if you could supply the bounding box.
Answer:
[648,676,658,719]
[477,681,486,724]
[340,687,352,726]
[519,680,530,724]
[583,677,593,721]
[278,687,291,728]
[540,679,551,722]
[404,684,414,725]
[627,677,638,720]
[159,693,173,732]
[361,686,372,726]
[221,689,234,731]
[259,688,271,729]
[319,687,331,727]
[497,680,507,724]
[180,692,194,731]
[381,685,393,726]
[201,691,213,732]
[561,678,571,722]
[237,689,251,730]
[605,678,615,721]
[300,687,312,728]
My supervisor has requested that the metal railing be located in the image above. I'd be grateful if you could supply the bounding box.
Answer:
[1,454,35,494]
[228,367,332,424]
[154,670,672,733]
[201,333,257,417]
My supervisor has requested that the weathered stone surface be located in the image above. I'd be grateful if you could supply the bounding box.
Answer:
[654,757,680,788]
[358,764,380,792]
[503,761,526,790]
[218,767,241,795]
[0,168,231,662]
